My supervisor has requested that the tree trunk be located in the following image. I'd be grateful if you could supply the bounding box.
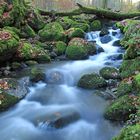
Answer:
[39,3,140,20]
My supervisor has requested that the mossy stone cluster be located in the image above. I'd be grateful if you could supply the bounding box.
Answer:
[78,73,107,89]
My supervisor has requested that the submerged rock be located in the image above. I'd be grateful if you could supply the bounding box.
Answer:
[100,35,112,44]
[36,109,80,129]
[78,73,107,89]
[46,71,64,84]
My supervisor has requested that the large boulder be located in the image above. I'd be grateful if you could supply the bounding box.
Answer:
[38,22,66,42]
[104,95,139,122]
[16,42,51,62]
[78,73,107,89]
[99,67,120,80]
[0,29,19,62]
[66,38,96,60]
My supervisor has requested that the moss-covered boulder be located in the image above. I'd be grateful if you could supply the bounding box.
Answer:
[65,28,85,39]
[120,57,140,78]
[113,124,140,140]
[90,20,102,31]
[78,73,107,89]
[38,22,66,42]
[30,67,46,83]
[54,41,67,56]
[100,67,120,80]
[0,92,18,112]
[16,42,51,62]
[0,29,19,62]
[104,95,139,122]
[117,79,133,97]
[66,38,97,60]
[66,38,88,60]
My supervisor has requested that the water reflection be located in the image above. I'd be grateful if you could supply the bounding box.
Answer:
[30,0,140,12]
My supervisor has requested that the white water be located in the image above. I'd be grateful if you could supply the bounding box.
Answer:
[0,28,123,140]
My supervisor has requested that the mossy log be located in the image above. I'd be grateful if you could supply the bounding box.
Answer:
[39,3,140,20]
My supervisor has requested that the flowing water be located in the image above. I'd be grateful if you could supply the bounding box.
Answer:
[0,28,124,140]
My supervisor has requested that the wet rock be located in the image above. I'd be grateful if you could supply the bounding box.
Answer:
[107,79,118,88]
[100,35,112,44]
[50,51,57,59]
[46,71,64,84]
[112,25,118,30]
[112,40,120,46]
[36,109,80,129]
[30,68,46,83]
[107,54,123,61]
[99,28,109,37]
[0,77,29,99]
[11,62,22,70]
[55,55,68,61]
[96,44,104,53]
[78,73,107,89]
[112,31,117,36]
[100,67,120,80]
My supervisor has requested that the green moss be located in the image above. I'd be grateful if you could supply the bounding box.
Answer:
[21,24,36,38]
[25,60,38,66]
[104,95,139,121]
[54,41,67,56]
[71,22,90,32]
[99,67,120,80]
[38,22,66,42]
[16,42,51,62]
[65,28,85,39]
[66,38,88,60]
[113,124,140,140]
[90,20,102,31]
[0,29,19,62]
[133,73,140,94]
[117,80,133,97]
[78,73,107,89]
[120,57,140,78]
[3,26,20,35]
[30,67,46,83]
[0,92,18,112]
[57,17,76,30]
